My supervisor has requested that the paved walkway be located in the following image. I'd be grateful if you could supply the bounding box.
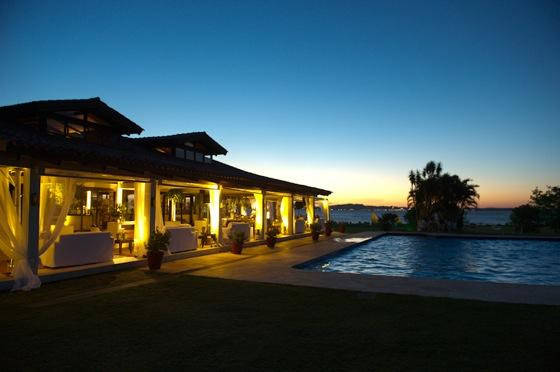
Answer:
[159,232,560,306]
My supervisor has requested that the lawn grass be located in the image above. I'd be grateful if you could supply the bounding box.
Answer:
[2,271,559,371]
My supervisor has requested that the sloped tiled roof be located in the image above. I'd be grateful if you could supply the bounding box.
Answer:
[0,97,143,135]
[0,120,331,196]
[133,132,228,155]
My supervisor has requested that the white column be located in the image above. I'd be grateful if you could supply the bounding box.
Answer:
[253,192,264,239]
[289,194,294,235]
[116,181,123,205]
[134,181,151,256]
[27,167,40,274]
[322,199,330,221]
[149,179,157,233]
[262,191,267,238]
[280,195,293,235]
[306,196,315,226]
[209,187,221,240]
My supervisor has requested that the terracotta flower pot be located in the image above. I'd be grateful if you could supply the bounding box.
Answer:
[266,237,277,248]
[147,250,164,270]
[231,242,244,254]
[312,232,320,241]
[339,225,346,233]
[325,227,332,236]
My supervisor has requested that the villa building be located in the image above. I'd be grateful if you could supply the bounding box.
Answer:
[0,98,330,289]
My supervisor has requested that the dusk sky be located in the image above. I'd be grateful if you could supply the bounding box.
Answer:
[1,0,559,207]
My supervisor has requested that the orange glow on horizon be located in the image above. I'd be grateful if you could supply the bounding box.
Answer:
[228,161,540,209]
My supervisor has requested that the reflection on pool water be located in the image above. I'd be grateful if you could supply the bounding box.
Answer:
[299,235,560,285]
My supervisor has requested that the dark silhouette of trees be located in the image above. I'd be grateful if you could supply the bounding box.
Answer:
[408,161,479,232]
[511,186,560,233]
[510,204,541,233]
[379,213,399,231]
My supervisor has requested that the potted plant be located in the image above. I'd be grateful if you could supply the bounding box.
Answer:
[379,213,399,231]
[117,204,129,221]
[266,227,279,248]
[324,220,333,236]
[338,223,346,233]
[229,230,246,254]
[108,205,122,222]
[146,229,170,270]
[310,222,321,241]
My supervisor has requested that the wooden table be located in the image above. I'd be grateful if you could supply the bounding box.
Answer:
[199,233,217,248]
[115,238,134,255]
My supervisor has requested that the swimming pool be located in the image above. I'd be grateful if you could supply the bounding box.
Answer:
[298,234,560,285]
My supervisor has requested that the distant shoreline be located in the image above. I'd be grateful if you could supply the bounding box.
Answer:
[330,204,513,211]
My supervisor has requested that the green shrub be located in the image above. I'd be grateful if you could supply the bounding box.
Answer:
[229,230,247,244]
[404,208,417,229]
[266,227,279,239]
[530,186,560,232]
[510,204,541,233]
[147,229,171,252]
[379,213,399,231]
[310,222,321,234]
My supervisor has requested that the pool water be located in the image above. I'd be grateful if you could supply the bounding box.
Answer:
[299,235,560,285]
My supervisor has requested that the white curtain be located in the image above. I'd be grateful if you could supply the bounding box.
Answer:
[38,176,77,255]
[306,196,315,225]
[0,167,41,291]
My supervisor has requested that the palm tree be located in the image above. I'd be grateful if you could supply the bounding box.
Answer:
[408,161,479,231]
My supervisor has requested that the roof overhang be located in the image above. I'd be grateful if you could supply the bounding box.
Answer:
[133,132,227,155]
[0,97,143,135]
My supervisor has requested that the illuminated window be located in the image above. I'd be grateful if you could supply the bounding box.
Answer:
[67,123,84,138]
[47,119,65,135]
[46,119,85,138]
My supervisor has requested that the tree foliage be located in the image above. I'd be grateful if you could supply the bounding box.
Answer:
[407,161,479,232]
[510,204,541,233]
[511,186,560,233]
[530,186,560,232]
[379,213,399,231]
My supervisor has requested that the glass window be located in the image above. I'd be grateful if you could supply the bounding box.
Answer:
[195,152,203,162]
[186,150,195,160]
[122,189,135,221]
[175,148,185,159]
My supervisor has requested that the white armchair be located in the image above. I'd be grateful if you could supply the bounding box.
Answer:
[166,225,198,253]
[223,222,251,242]
[295,219,306,234]
[106,221,119,239]
[41,231,113,268]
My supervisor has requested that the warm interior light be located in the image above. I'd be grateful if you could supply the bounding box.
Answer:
[209,188,220,236]
[116,182,123,205]
[86,190,92,211]
[280,196,291,233]
[321,199,329,221]
[171,199,176,222]
[306,196,314,224]
[254,193,263,234]
[134,182,150,253]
